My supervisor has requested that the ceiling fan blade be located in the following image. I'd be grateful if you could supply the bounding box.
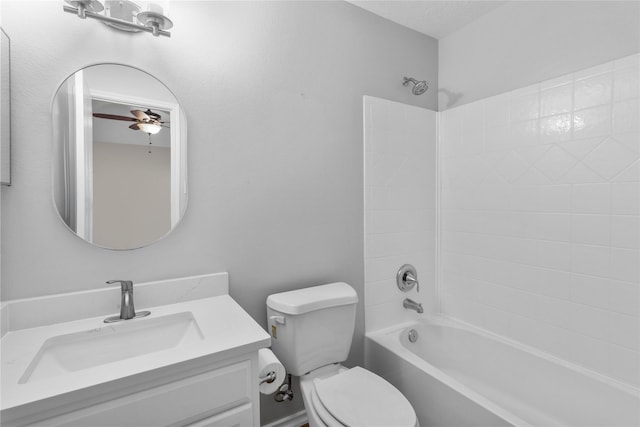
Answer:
[131,110,151,121]
[93,113,137,122]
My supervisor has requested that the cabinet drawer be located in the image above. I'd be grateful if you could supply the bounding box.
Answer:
[43,360,252,427]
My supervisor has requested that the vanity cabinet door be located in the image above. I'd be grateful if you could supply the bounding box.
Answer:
[39,360,253,427]
[185,403,253,427]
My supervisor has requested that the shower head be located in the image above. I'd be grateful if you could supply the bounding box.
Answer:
[403,77,429,95]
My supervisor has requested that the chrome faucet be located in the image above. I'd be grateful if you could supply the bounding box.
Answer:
[104,280,151,323]
[403,298,424,314]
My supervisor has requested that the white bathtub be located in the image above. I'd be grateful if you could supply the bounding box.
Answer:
[365,317,640,427]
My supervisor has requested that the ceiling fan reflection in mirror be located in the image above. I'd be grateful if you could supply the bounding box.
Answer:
[93,108,169,134]
[93,108,170,152]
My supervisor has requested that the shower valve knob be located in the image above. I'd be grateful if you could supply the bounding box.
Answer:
[397,264,419,293]
[405,272,419,292]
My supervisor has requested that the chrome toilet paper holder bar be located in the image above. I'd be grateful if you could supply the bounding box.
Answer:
[259,371,277,385]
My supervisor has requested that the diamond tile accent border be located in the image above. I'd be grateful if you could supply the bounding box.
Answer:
[582,138,637,179]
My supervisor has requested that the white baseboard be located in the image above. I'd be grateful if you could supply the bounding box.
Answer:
[262,409,307,427]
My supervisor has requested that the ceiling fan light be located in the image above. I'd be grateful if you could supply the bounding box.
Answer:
[137,122,162,134]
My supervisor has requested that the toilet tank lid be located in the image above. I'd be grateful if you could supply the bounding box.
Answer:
[267,282,358,315]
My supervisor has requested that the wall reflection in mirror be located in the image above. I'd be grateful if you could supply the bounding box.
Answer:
[52,64,187,250]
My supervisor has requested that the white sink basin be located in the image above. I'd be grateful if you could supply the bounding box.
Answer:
[19,312,203,384]
[2,276,272,416]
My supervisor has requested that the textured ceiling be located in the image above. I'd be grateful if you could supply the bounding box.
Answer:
[346,1,508,39]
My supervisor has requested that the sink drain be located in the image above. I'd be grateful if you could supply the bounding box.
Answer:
[408,329,418,343]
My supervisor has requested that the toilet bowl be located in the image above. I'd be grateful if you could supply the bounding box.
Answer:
[266,283,419,427]
[300,364,418,427]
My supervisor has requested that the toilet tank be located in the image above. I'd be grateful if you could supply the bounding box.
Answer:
[266,283,358,376]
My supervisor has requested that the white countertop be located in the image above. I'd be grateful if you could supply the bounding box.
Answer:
[1,274,271,412]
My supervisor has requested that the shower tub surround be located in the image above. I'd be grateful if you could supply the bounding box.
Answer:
[363,96,438,331]
[364,54,639,427]
[439,53,640,387]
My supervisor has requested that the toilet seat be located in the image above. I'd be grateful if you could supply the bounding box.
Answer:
[311,366,417,427]
[310,386,345,427]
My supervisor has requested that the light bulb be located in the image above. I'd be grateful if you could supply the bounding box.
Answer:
[137,123,162,134]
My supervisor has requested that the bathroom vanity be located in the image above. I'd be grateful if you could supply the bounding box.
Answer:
[0,273,270,427]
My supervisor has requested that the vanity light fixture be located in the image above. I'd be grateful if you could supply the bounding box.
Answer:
[63,0,173,38]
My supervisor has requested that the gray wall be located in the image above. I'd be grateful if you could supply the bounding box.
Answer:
[439,1,640,110]
[0,1,437,423]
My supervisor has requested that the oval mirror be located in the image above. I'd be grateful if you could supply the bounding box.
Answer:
[52,64,187,250]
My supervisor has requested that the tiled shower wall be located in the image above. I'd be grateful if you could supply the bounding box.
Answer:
[364,97,437,332]
[440,54,640,386]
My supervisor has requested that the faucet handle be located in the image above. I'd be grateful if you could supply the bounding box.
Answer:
[397,264,419,293]
[404,272,420,293]
[106,280,133,292]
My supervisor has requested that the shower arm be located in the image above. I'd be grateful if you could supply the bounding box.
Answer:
[403,77,418,86]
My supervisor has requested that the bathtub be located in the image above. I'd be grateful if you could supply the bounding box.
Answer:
[365,317,640,427]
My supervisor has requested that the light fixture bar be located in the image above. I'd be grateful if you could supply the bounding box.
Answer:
[63,4,171,37]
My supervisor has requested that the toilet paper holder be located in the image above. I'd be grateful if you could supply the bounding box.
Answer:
[259,371,277,385]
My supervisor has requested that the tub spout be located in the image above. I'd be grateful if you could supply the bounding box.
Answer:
[403,298,424,314]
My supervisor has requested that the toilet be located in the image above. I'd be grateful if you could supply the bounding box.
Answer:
[267,282,418,427]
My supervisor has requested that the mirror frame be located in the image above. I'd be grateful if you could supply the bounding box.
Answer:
[51,63,188,250]
[1,28,11,186]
